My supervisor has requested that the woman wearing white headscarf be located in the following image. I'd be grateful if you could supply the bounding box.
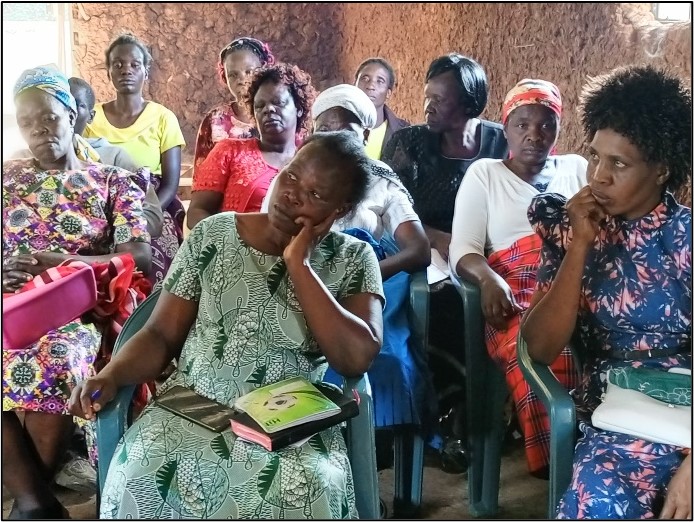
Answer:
[264,84,430,279]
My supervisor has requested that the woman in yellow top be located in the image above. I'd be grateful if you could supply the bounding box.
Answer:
[354,57,409,160]
[85,32,186,285]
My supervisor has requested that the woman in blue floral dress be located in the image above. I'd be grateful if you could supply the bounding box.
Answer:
[69,131,385,519]
[522,65,691,519]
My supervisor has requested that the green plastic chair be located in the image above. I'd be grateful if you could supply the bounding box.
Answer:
[516,334,577,518]
[450,274,508,517]
[95,288,381,519]
[391,270,429,517]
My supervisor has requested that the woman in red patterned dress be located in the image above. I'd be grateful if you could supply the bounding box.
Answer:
[186,63,315,230]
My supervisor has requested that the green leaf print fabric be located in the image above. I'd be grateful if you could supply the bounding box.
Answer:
[609,367,692,406]
[100,213,384,519]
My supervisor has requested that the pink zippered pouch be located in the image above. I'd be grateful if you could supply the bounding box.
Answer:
[3,265,97,350]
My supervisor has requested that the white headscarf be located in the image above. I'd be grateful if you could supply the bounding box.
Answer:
[311,84,377,129]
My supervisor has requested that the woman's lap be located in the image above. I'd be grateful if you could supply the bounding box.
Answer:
[100,404,357,519]
[2,321,100,414]
[557,422,685,519]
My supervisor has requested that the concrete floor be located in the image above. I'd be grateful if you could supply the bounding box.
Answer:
[2,442,547,519]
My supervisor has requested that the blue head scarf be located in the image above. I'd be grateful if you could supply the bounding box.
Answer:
[13,64,77,114]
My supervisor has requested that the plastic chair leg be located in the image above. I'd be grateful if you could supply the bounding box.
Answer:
[466,355,505,517]
[393,426,424,517]
[346,391,380,519]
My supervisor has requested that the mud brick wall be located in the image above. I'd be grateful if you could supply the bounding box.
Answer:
[71,2,691,203]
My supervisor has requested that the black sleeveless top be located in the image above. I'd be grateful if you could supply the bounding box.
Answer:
[381,122,508,233]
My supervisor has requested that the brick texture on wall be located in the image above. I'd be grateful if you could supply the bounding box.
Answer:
[71,2,691,202]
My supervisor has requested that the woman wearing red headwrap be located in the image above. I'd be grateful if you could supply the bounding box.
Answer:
[449,79,588,477]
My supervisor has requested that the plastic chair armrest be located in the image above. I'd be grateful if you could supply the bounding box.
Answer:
[96,384,136,495]
[342,374,379,519]
[408,270,430,352]
[517,335,576,517]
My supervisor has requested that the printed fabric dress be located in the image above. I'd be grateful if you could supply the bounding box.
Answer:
[2,159,150,414]
[100,213,384,519]
[528,192,692,519]
[192,138,279,213]
[193,103,256,168]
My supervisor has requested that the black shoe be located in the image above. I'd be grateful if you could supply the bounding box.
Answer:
[379,498,388,518]
[439,437,468,474]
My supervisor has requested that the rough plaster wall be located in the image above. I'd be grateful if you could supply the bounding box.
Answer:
[341,3,691,153]
[72,2,691,202]
[71,2,345,159]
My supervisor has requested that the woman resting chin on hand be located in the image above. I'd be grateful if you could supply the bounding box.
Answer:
[69,131,385,520]
[521,66,692,519]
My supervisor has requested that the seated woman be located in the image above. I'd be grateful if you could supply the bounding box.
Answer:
[68,76,164,238]
[263,84,433,439]
[69,130,385,520]
[353,57,409,160]
[187,62,315,229]
[2,65,151,519]
[84,32,186,285]
[194,36,275,167]
[382,53,508,459]
[450,79,587,478]
[521,66,691,518]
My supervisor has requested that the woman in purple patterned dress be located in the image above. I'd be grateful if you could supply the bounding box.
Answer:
[522,65,691,519]
[2,66,150,519]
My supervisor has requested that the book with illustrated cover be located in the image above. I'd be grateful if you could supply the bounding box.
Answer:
[234,376,347,433]
[230,377,359,451]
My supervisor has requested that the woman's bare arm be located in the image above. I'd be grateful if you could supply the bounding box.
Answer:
[379,220,430,280]
[157,146,182,209]
[187,191,223,230]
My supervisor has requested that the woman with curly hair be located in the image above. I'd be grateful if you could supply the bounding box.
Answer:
[522,65,691,518]
[187,62,315,229]
[193,37,275,168]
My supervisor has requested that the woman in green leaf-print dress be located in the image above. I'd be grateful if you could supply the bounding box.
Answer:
[70,131,385,519]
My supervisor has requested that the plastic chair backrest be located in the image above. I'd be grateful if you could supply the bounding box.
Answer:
[407,271,429,354]
[96,287,161,494]
[95,288,380,518]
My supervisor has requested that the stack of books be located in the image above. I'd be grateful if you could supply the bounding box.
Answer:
[230,376,360,451]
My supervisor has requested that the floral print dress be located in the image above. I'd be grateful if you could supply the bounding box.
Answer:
[100,213,384,519]
[193,103,255,168]
[2,159,149,414]
[529,192,692,519]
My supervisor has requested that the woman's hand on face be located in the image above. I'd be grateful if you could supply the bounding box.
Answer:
[566,186,606,247]
[283,211,339,267]
[479,275,522,331]
[68,373,118,420]
[2,254,39,292]
[659,454,692,520]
